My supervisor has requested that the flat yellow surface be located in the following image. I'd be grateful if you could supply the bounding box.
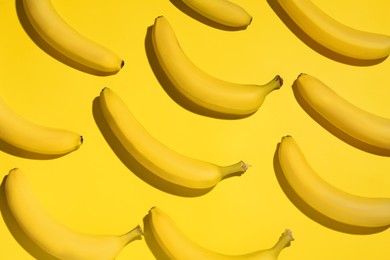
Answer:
[1,0,390,259]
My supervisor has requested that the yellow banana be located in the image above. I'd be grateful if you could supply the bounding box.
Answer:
[278,135,390,228]
[4,168,143,260]
[180,0,252,28]
[0,97,82,156]
[152,16,283,117]
[23,0,124,74]
[276,0,390,60]
[99,87,249,190]
[293,73,390,155]
[148,207,294,260]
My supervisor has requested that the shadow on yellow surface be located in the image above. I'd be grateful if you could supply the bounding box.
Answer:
[273,143,390,235]
[168,0,250,31]
[292,79,390,157]
[142,214,171,260]
[144,25,254,120]
[266,0,387,66]
[0,176,59,260]
[92,97,216,197]
[15,0,119,76]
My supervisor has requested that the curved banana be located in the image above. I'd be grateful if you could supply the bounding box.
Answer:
[276,0,390,60]
[99,87,249,190]
[278,135,390,228]
[0,97,82,155]
[293,73,390,155]
[4,168,143,260]
[152,16,283,117]
[180,0,252,28]
[148,207,294,260]
[23,0,124,74]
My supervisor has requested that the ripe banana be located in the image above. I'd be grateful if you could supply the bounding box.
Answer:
[179,0,252,28]
[278,135,390,228]
[152,16,283,117]
[23,0,124,74]
[148,207,294,260]
[0,97,82,155]
[276,0,390,60]
[4,168,143,260]
[293,73,390,155]
[99,87,249,190]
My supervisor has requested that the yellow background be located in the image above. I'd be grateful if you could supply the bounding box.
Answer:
[1,0,390,259]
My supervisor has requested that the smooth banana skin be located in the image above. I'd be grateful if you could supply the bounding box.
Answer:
[0,97,82,156]
[23,0,124,74]
[99,87,249,190]
[4,168,143,260]
[148,207,294,260]
[152,16,283,117]
[278,135,390,228]
[293,73,390,155]
[180,0,252,28]
[276,0,390,60]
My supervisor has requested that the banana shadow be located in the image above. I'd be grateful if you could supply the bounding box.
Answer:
[0,176,59,260]
[142,213,171,260]
[92,96,227,197]
[266,0,387,66]
[0,139,77,160]
[168,0,250,31]
[292,80,390,156]
[144,25,255,120]
[15,0,119,76]
[273,143,390,235]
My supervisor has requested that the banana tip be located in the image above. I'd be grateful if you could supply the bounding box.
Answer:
[155,15,164,21]
[241,161,251,171]
[149,206,157,213]
[248,16,253,26]
[100,87,109,94]
[276,75,283,86]
[135,225,144,235]
[9,168,19,173]
[284,229,294,240]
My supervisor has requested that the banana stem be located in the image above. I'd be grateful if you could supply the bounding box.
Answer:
[262,75,284,92]
[119,225,144,246]
[270,229,294,256]
[220,161,251,178]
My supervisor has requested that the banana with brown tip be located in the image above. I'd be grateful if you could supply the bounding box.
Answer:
[149,206,294,259]
[152,16,283,117]
[179,0,252,28]
[276,0,390,60]
[99,87,249,190]
[293,73,390,155]
[4,168,143,260]
[23,0,124,74]
[278,135,390,228]
[0,96,82,156]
